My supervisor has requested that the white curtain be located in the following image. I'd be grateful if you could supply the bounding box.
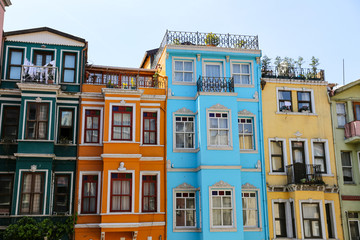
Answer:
[206,65,221,78]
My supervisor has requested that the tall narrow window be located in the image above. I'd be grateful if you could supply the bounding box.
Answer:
[81,175,98,214]
[26,103,49,139]
[112,106,132,141]
[212,189,233,227]
[209,112,229,146]
[278,90,292,112]
[7,49,24,80]
[313,142,327,173]
[274,202,287,237]
[348,212,360,240]
[175,192,196,227]
[2,106,20,140]
[143,112,157,144]
[242,191,258,228]
[336,103,346,127]
[238,118,254,150]
[292,141,305,164]
[297,91,312,112]
[34,50,54,66]
[341,151,353,183]
[84,110,100,143]
[62,53,76,83]
[232,63,251,85]
[354,103,360,121]
[302,203,322,238]
[53,174,70,214]
[270,141,284,172]
[0,174,13,214]
[20,172,44,214]
[290,202,296,238]
[110,173,132,212]
[58,109,74,144]
[325,203,335,239]
[142,175,157,212]
[175,116,194,149]
[174,60,193,82]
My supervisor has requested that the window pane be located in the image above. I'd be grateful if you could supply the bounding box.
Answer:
[206,65,221,78]
[184,62,192,71]
[350,221,360,240]
[279,91,291,100]
[185,122,193,132]
[64,55,75,68]
[219,130,228,145]
[223,209,232,225]
[223,197,232,207]
[176,198,185,209]
[86,117,93,129]
[233,64,240,73]
[272,156,284,172]
[113,113,122,125]
[219,119,228,129]
[39,105,48,120]
[213,209,221,225]
[337,115,346,127]
[241,64,250,74]
[186,198,195,209]
[210,118,218,128]
[271,141,282,154]
[298,92,310,101]
[9,67,21,79]
[303,204,319,218]
[313,143,324,156]
[186,210,195,226]
[63,69,75,83]
[176,133,184,148]
[185,133,194,148]
[175,61,183,71]
[176,122,184,132]
[336,103,345,114]
[123,114,131,126]
[241,75,250,84]
[175,72,183,82]
[176,210,185,226]
[341,152,351,166]
[61,111,73,127]
[210,130,217,145]
[10,51,22,64]
[184,72,192,82]
[38,122,47,139]
[212,197,221,208]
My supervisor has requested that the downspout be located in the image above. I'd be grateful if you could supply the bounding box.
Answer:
[163,73,168,240]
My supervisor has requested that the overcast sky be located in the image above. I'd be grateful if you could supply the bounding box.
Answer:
[4,0,360,85]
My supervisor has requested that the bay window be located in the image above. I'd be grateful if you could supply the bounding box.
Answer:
[112,106,132,141]
[110,173,132,212]
[208,112,229,146]
[26,103,49,139]
[20,172,44,214]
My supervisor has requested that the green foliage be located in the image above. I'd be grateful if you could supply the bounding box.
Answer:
[3,215,76,240]
[234,39,247,49]
[274,56,282,69]
[261,55,271,71]
[309,56,319,73]
[295,56,304,69]
[205,32,219,46]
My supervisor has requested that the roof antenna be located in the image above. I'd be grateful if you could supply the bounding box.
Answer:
[343,59,345,85]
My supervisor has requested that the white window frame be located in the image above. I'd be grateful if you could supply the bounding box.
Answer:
[78,171,101,215]
[206,105,232,150]
[173,116,196,152]
[230,60,254,87]
[271,199,297,239]
[348,212,360,240]
[55,105,77,145]
[108,102,136,143]
[238,112,258,153]
[341,151,354,184]
[51,171,73,215]
[59,49,80,84]
[203,61,223,78]
[80,106,104,146]
[311,139,332,176]
[336,102,347,128]
[276,87,316,115]
[299,200,326,240]
[289,138,309,165]
[324,200,337,239]
[268,138,287,174]
[242,191,260,229]
[139,171,160,213]
[140,108,160,146]
[172,57,196,85]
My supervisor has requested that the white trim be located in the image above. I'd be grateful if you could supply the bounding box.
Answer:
[78,156,102,161]
[140,108,160,145]
[0,97,21,101]
[324,200,338,239]
[0,103,21,137]
[105,97,141,101]
[167,165,242,172]
[75,221,166,229]
[242,187,262,231]
[140,157,163,161]
[107,169,135,214]
[271,198,297,238]
[202,59,225,78]
[299,199,326,240]
[276,87,316,114]
[15,169,49,215]
[51,171,74,215]
[109,102,136,143]
[268,138,287,174]
[81,106,103,145]
[59,49,80,84]
[57,100,79,104]
[172,57,196,84]
[78,171,102,214]
[310,139,332,175]
[81,101,105,105]
[230,59,254,87]
[289,138,309,165]
[140,103,161,107]
[139,171,160,213]
[237,98,259,102]
[238,112,258,153]
[206,106,233,149]
[4,45,27,80]
[172,111,196,151]
[21,93,57,98]
[55,105,77,144]
[101,154,141,159]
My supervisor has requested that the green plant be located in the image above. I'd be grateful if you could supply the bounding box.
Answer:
[274,56,282,69]
[295,56,304,69]
[205,32,219,46]
[309,56,319,75]
[172,38,180,45]
[234,39,247,49]
[261,55,271,72]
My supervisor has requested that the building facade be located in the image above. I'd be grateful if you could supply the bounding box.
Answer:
[143,30,268,240]
[0,27,86,232]
[74,65,167,240]
[330,79,360,240]
[261,68,344,239]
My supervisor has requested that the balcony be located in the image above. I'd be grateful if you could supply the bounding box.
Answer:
[85,70,166,89]
[286,163,324,185]
[344,121,360,144]
[21,65,58,84]
[197,76,234,93]
[262,66,325,81]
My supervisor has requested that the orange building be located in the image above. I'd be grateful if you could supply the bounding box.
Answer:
[74,65,167,240]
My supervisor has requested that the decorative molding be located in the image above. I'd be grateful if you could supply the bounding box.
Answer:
[35,97,42,103]
[294,131,302,137]
[242,183,257,190]
[118,162,126,171]
[174,107,196,115]
[238,109,254,116]
[211,180,233,188]
[226,55,230,62]
[253,91,258,100]
[256,57,260,64]
[30,165,37,172]
[101,154,141,158]
[120,100,126,105]
[175,182,196,190]
[197,54,201,61]
[132,231,138,240]
[208,103,229,110]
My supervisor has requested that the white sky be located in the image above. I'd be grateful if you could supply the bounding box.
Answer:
[4,0,360,85]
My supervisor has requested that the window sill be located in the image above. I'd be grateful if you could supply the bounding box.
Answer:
[78,213,100,216]
[173,148,200,153]
[240,149,258,154]
[276,111,317,116]
[243,227,262,232]
[55,143,76,146]
[140,144,163,147]
[210,226,237,232]
[268,172,287,175]
[234,84,254,88]
[320,174,334,177]
[343,182,357,185]
[60,83,80,85]
[172,81,196,86]
[79,143,103,146]
[173,228,201,232]
[207,146,233,151]
[18,139,53,142]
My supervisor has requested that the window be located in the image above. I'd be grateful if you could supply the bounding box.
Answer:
[297,91,312,112]
[34,50,54,66]
[242,191,258,228]
[205,63,222,78]
[142,175,157,212]
[232,63,251,85]
[2,106,20,140]
[110,173,132,212]
[53,174,70,214]
[348,212,360,240]
[20,172,45,214]
[0,174,13,214]
[209,112,229,146]
[84,110,100,143]
[270,141,284,172]
[238,117,253,150]
[62,52,76,83]
[274,202,286,237]
[7,49,24,80]
[112,106,132,141]
[81,175,98,214]
[325,203,335,239]
[354,103,360,121]
[313,142,327,173]
[292,141,305,164]
[175,116,194,149]
[58,109,74,144]
[302,203,322,238]
[212,189,233,227]
[278,90,292,112]
[26,103,49,139]
[143,112,157,144]
[175,192,196,227]
[336,103,346,127]
[341,151,353,183]
[174,60,193,82]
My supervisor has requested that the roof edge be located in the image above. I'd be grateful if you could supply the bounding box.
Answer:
[334,79,360,94]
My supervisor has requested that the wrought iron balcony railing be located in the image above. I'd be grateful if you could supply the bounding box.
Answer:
[344,121,360,141]
[286,163,324,185]
[85,71,166,89]
[262,66,325,81]
[197,76,234,93]
[21,65,58,84]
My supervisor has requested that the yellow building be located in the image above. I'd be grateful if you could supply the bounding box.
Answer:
[261,68,344,240]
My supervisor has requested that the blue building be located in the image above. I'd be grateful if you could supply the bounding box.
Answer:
[142,31,268,239]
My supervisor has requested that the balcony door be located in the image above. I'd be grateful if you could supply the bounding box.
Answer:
[205,63,222,78]
[354,102,360,121]
[34,51,54,66]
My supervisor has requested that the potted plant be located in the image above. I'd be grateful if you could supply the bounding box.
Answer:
[234,39,247,49]
[280,105,291,112]
[299,105,310,113]
[172,38,180,45]
[153,72,160,88]
[261,55,271,76]
[205,32,219,46]
[130,77,136,89]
